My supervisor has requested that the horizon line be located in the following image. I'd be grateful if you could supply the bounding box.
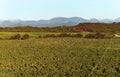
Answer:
[0,16,119,21]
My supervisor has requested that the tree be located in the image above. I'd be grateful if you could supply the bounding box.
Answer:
[21,34,30,40]
[10,34,21,40]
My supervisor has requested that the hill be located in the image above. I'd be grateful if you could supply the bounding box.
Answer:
[0,17,120,27]
[0,23,120,33]
[75,23,120,33]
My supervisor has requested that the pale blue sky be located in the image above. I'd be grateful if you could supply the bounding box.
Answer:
[0,0,120,20]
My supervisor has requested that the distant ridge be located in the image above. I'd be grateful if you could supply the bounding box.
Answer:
[0,17,120,27]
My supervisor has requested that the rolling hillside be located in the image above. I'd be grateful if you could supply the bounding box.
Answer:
[0,23,119,33]
[0,17,120,27]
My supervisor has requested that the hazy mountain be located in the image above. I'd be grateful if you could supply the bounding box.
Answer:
[88,18,99,23]
[0,17,119,27]
[114,17,120,22]
[100,19,114,23]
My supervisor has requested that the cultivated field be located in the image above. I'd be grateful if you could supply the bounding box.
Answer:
[0,37,120,77]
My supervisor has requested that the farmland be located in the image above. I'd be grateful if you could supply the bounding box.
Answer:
[0,37,120,77]
[0,23,119,77]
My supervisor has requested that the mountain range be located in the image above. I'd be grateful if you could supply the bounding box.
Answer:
[0,17,120,27]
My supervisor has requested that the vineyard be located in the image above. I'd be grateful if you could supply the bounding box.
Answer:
[0,37,119,77]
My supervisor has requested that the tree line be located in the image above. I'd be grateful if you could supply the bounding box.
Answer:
[0,23,119,33]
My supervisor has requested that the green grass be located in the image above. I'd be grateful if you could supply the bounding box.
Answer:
[0,32,92,40]
[0,38,119,77]
[0,32,62,39]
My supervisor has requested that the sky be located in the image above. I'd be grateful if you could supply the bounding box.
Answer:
[0,0,120,20]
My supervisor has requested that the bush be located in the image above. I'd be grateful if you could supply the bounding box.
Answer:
[85,34,96,39]
[95,32,105,39]
[71,34,83,38]
[41,33,83,38]
[10,34,21,40]
[38,35,42,38]
[21,34,30,40]
[58,33,71,37]
[0,37,5,40]
[104,33,114,39]
[43,34,57,38]
[85,33,105,39]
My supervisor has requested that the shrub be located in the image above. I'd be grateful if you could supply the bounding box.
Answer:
[42,33,83,38]
[104,33,114,39]
[21,34,30,40]
[71,34,83,38]
[38,35,42,38]
[43,34,56,38]
[85,33,105,39]
[95,32,105,39]
[10,34,21,40]
[58,33,71,37]
[85,34,96,39]
[0,37,4,40]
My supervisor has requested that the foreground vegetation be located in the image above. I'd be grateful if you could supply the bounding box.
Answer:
[0,38,120,77]
[0,23,119,77]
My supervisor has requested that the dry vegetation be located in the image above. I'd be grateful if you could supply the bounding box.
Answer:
[0,38,120,77]
[0,23,119,77]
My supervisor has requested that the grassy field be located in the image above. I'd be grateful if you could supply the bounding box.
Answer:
[0,32,53,39]
[0,37,119,77]
[0,32,91,39]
